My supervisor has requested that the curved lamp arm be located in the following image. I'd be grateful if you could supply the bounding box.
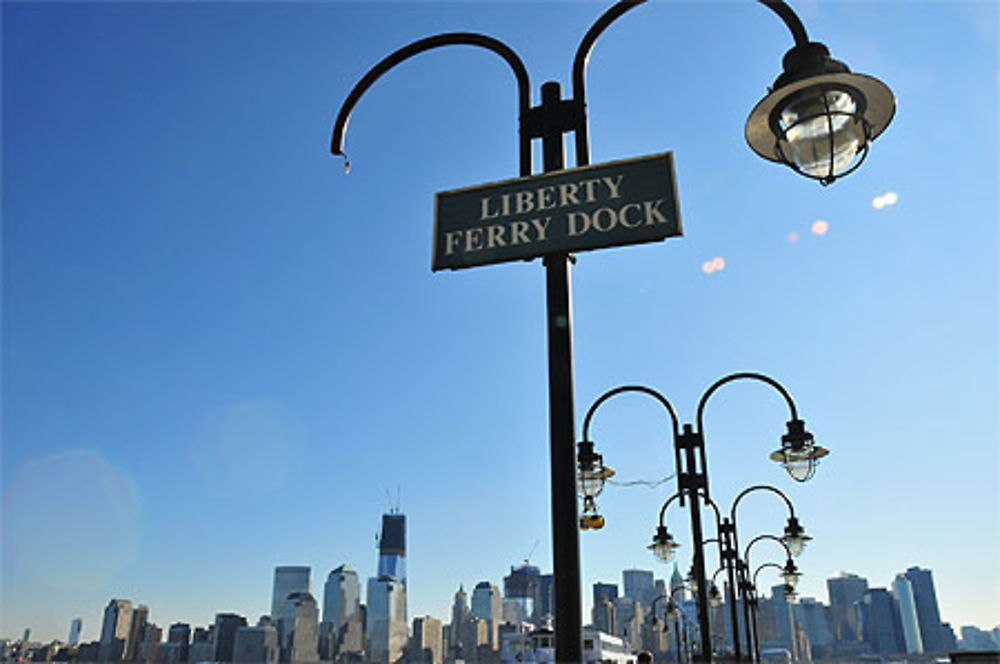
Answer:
[752,561,785,588]
[571,0,810,166]
[658,488,721,528]
[730,484,795,525]
[743,533,793,567]
[581,385,682,477]
[695,371,800,434]
[330,32,533,177]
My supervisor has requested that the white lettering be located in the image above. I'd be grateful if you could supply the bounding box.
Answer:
[592,207,617,232]
[465,228,484,252]
[487,225,506,248]
[619,203,642,228]
[445,231,464,255]
[602,175,624,199]
[530,217,551,241]
[567,211,590,236]
[644,199,668,224]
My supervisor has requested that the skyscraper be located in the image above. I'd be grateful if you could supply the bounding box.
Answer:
[891,574,924,654]
[271,566,311,647]
[233,624,279,664]
[593,583,618,607]
[377,513,406,587]
[322,564,362,660]
[411,616,443,664]
[904,566,946,653]
[450,585,470,657]
[861,588,905,655]
[99,598,133,662]
[471,581,502,649]
[213,613,248,663]
[827,572,868,647]
[68,618,83,647]
[367,576,407,664]
[623,569,655,610]
[126,605,149,661]
[286,593,320,663]
[503,565,542,625]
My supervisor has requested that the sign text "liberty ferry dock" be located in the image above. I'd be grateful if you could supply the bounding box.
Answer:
[432,152,682,271]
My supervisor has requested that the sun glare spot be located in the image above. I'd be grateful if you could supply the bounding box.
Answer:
[872,191,899,209]
[702,257,726,274]
[811,220,829,236]
[787,232,799,243]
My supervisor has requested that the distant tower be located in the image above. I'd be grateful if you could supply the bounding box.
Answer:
[891,575,924,654]
[471,582,502,649]
[99,598,133,662]
[411,616,444,664]
[861,588,905,655]
[271,566,311,645]
[623,569,656,610]
[503,565,542,625]
[286,593,320,663]
[826,572,868,644]
[233,624,279,664]
[450,585,470,656]
[213,613,248,663]
[904,567,946,653]
[670,564,686,602]
[377,513,407,587]
[126,605,149,661]
[68,618,83,647]
[322,564,362,660]
[366,576,407,664]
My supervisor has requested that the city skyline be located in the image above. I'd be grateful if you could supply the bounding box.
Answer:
[3,0,997,647]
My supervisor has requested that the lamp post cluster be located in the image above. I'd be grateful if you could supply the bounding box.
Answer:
[332,2,892,664]
[577,373,827,661]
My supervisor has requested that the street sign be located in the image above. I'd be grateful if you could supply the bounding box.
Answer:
[433,152,682,271]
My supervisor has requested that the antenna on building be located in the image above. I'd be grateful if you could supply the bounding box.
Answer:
[524,540,539,566]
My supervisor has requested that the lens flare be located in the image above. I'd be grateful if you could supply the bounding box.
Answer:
[811,220,829,236]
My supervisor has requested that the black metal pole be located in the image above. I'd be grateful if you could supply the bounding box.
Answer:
[678,425,713,662]
[721,519,742,660]
[537,80,583,664]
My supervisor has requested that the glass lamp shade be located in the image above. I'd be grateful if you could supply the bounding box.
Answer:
[782,584,798,603]
[708,584,723,609]
[746,42,895,185]
[667,601,680,619]
[782,517,812,557]
[649,526,681,563]
[686,569,699,594]
[770,419,828,482]
[781,561,802,588]
[774,88,864,182]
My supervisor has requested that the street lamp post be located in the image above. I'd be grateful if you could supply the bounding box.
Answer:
[579,372,822,661]
[331,4,892,663]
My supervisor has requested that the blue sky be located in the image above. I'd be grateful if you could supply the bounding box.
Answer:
[2,0,997,644]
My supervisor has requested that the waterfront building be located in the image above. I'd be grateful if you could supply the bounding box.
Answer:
[904,566,946,653]
[286,592,320,663]
[322,564,363,659]
[826,572,868,653]
[99,598,133,662]
[68,618,83,647]
[471,582,503,649]
[891,574,924,654]
[367,575,407,664]
[233,624,280,664]
[272,566,311,649]
[622,569,655,610]
[503,565,542,626]
[378,513,407,588]
[861,588,905,655]
[213,613,248,663]
[410,616,444,664]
